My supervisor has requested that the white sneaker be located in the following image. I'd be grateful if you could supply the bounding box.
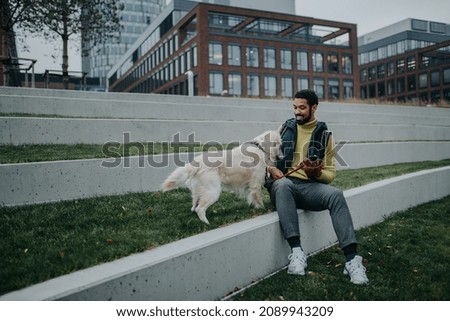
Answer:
[287,248,307,275]
[343,255,369,285]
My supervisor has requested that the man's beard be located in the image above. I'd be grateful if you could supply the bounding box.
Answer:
[296,114,311,125]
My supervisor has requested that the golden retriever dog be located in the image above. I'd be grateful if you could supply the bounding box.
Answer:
[161,130,282,224]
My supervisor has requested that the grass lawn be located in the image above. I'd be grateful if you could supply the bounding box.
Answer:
[231,195,450,301]
[0,159,449,296]
[0,142,233,164]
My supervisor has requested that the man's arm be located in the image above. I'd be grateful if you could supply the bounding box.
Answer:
[314,135,336,184]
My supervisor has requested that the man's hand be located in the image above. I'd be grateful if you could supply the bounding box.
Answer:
[301,158,323,178]
[267,166,284,180]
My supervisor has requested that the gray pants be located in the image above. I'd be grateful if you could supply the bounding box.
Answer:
[270,177,357,248]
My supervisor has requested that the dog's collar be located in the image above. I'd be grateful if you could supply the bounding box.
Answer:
[247,141,267,155]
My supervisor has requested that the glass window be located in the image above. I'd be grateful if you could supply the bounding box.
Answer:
[264,75,277,96]
[342,55,352,74]
[343,80,353,99]
[419,73,428,88]
[312,52,323,72]
[329,79,339,100]
[430,22,445,33]
[192,46,198,67]
[297,51,308,71]
[387,80,395,96]
[387,43,397,57]
[443,68,450,84]
[397,77,405,93]
[246,46,259,68]
[444,88,450,103]
[360,68,367,82]
[228,44,241,66]
[247,75,260,96]
[369,50,378,62]
[228,73,242,96]
[407,75,416,92]
[264,48,276,68]
[297,77,309,91]
[368,67,376,80]
[209,43,223,65]
[360,86,367,99]
[412,19,428,31]
[431,71,440,86]
[387,62,395,76]
[397,59,405,74]
[281,49,293,70]
[209,72,223,95]
[397,40,406,55]
[369,83,376,98]
[377,64,385,78]
[378,82,385,97]
[180,53,185,73]
[421,56,431,68]
[281,76,293,98]
[186,50,192,70]
[378,46,387,60]
[313,78,324,98]
[407,56,416,71]
[327,54,339,73]
[359,52,368,65]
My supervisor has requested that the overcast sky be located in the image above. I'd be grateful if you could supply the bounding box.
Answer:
[16,0,450,73]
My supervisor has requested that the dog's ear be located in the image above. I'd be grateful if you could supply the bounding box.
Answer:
[256,131,270,145]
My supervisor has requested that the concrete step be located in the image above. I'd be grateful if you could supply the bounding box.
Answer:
[1,141,449,207]
[1,166,448,300]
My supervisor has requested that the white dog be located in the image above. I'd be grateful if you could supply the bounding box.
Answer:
[161,130,282,224]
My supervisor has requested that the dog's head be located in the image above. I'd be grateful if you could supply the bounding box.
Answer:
[253,130,283,164]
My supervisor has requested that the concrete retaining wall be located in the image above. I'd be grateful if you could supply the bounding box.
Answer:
[1,117,449,145]
[1,166,448,301]
[2,141,450,207]
[1,87,449,301]
[1,88,449,127]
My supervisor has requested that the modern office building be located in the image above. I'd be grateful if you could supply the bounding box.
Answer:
[107,0,359,100]
[81,0,166,88]
[358,18,450,104]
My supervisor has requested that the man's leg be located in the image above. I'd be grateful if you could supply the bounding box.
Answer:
[295,181,368,284]
[293,181,357,250]
[270,178,300,241]
[270,178,307,275]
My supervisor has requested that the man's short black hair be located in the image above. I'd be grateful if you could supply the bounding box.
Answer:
[294,89,319,107]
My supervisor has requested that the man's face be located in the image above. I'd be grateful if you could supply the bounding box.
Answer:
[293,98,317,125]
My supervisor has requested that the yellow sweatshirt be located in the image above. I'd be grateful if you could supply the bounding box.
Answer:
[289,119,336,184]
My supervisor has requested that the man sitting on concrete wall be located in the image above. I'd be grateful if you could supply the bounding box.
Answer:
[266,89,369,285]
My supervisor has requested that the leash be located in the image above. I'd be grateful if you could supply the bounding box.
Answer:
[281,162,306,178]
[267,162,305,181]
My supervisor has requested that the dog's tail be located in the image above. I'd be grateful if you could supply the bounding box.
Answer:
[161,165,197,191]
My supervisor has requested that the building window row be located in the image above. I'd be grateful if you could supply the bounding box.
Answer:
[208,72,354,99]
[112,45,198,92]
[208,42,353,74]
[207,12,351,47]
[111,31,180,87]
[359,39,436,64]
[361,55,450,84]
[361,67,450,101]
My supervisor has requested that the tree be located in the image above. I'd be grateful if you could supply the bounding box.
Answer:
[0,0,36,56]
[26,0,123,89]
[0,0,36,85]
